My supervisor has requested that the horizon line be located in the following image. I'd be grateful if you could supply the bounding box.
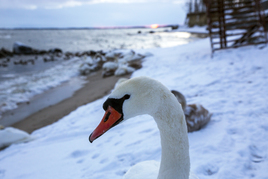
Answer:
[0,24,179,30]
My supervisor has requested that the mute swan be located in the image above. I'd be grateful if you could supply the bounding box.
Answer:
[89,76,198,179]
[171,90,212,132]
[171,90,187,111]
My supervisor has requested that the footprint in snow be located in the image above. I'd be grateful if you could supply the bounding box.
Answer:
[117,153,135,165]
[105,136,114,143]
[77,159,84,164]
[114,141,121,146]
[97,143,103,147]
[139,128,153,134]
[115,170,127,176]
[70,150,89,158]
[249,145,265,163]
[100,158,108,164]
[126,140,142,147]
[91,153,100,159]
[227,127,241,135]
[197,162,219,176]
[0,169,5,178]
[260,124,268,131]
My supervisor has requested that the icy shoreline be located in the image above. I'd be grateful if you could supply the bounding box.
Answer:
[0,28,205,122]
[0,57,83,119]
[0,48,151,122]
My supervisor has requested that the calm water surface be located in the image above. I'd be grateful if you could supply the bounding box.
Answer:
[0,28,198,52]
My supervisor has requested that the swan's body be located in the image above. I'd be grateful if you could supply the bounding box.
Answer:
[171,90,212,132]
[89,76,198,179]
[171,90,187,111]
[184,104,212,132]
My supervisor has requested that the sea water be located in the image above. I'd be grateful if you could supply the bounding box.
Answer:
[0,28,197,52]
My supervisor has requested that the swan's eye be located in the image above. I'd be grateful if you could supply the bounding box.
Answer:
[103,94,131,112]
[124,94,130,99]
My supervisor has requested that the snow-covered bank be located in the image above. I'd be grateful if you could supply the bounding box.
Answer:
[0,50,149,123]
[0,38,267,179]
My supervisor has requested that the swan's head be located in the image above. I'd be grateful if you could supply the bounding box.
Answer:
[89,76,170,143]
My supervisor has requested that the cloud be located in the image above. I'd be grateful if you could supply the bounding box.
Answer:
[0,2,187,28]
[0,0,186,9]
[0,0,84,9]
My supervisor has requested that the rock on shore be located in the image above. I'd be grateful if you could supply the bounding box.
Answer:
[79,50,153,77]
[0,41,153,78]
[0,126,32,149]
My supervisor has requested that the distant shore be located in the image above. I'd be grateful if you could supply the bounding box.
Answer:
[0,24,178,30]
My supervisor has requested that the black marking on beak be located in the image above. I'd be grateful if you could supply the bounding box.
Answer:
[104,112,111,122]
[103,94,131,113]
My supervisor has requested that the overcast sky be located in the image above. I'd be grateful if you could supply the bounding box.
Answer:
[0,0,187,28]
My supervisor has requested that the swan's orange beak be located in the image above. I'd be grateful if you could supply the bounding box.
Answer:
[89,106,122,143]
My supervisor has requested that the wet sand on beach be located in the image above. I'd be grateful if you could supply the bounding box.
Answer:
[11,70,131,134]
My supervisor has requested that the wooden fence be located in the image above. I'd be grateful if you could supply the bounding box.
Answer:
[206,0,267,52]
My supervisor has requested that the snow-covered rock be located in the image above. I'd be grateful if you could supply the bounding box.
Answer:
[78,49,145,77]
[79,56,102,75]
[94,53,107,63]
[83,56,94,65]
[13,41,35,54]
[0,127,32,149]
[142,52,154,57]
[102,61,118,71]
[119,50,144,63]
[105,51,120,61]
[114,64,135,76]
[102,62,119,77]
[79,63,92,75]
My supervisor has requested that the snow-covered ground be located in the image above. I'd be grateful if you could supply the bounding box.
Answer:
[176,25,208,34]
[0,38,268,179]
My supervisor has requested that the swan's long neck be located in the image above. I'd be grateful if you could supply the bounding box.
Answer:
[153,95,190,179]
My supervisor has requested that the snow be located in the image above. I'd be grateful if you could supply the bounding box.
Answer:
[176,25,208,34]
[0,38,268,179]
[122,160,159,179]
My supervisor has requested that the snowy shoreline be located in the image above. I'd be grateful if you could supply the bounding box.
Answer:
[0,37,267,178]
[0,48,150,124]
[0,28,205,122]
